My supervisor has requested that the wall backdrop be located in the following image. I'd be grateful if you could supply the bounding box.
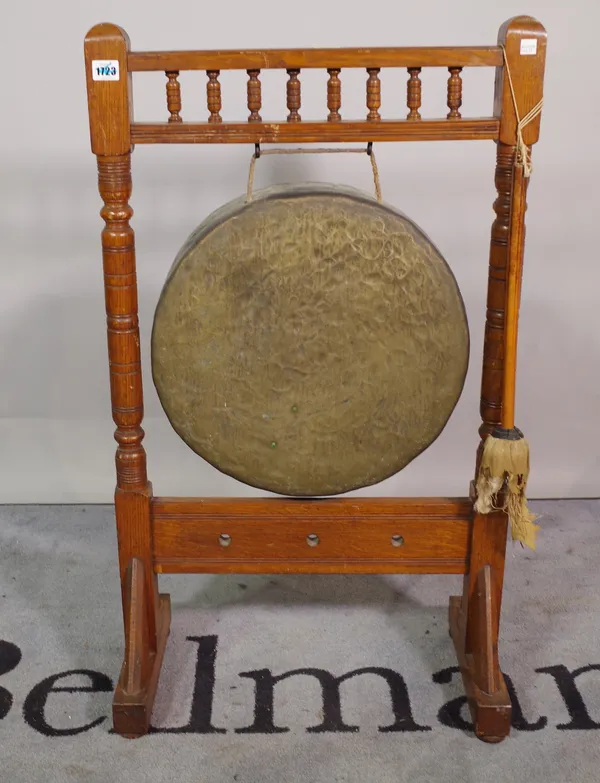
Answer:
[1,0,597,502]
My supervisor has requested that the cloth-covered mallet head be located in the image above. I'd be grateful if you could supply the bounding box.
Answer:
[474,426,539,550]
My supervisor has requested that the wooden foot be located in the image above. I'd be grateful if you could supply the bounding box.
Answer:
[449,565,511,743]
[113,557,171,738]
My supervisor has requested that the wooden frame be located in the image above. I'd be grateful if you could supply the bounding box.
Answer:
[84,16,546,741]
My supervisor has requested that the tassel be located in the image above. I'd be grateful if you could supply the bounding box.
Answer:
[475,427,539,550]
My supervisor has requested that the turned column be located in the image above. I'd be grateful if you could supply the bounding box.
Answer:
[468,15,547,653]
[479,16,547,445]
[98,154,147,491]
[85,23,159,651]
[479,142,516,441]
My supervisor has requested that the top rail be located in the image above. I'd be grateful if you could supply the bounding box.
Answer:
[128,45,503,72]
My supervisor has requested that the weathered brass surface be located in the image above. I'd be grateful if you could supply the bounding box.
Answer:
[151,184,469,496]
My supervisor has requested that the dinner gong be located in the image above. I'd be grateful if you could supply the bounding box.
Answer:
[151,181,469,496]
[86,17,547,741]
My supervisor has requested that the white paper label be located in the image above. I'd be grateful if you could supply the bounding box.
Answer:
[92,60,120,81]
[520,39,537,56]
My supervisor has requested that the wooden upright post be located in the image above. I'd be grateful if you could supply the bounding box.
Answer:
[451,15,547,743]
[84,23,171,738]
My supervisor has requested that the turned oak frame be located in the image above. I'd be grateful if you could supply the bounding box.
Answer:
[84,16,546,741]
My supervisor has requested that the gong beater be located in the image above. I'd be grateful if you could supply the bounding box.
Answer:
[152,178,469,497]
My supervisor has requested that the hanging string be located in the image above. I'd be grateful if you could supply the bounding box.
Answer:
[501,45,544,177]
[246,145,382,202]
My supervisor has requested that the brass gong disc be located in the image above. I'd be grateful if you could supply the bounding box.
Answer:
[151,183,469,496]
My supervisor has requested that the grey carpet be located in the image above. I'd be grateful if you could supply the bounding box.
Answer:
[1,500,600,782]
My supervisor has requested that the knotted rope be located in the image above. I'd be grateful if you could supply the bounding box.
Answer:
[501,45,544,177]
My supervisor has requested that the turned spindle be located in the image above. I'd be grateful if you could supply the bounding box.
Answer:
[479,143,516,440]
[165,71,182,123]
[407,67,422,120]
[327,68,341,121]
[97,154,147,492]
[447,67,463,119]
[366,68,381,121]
[286,69,301,122]
[207,70,222,123]
[247,70,262,122]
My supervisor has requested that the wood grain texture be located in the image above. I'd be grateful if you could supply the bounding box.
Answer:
[489,16,545,434]
[128,46,503,71]
[86,23,172,741]
[97,154,147,490]
[449,594,511,742]
[449,496,512,741]
[115,488,160,649]
[122,558,149,694]
[166,71,182,123]
[152,496,472,574]
[472,565,499,694]
[207,71,222,122]
[247,70,262,122]
[286,69,301,122]
[446,67,463,119]
[479,142,515,439]
[131,117,499,144]
[84,24,132,155]
[113,591,171,738]
[478,16,546,438]
[501,162,528,429]
[406,68,422,120]
[153,496,473,517]
[366,68,381,121]
[495,16,547,145]
[327,68,341,121]
[463,507,509,658]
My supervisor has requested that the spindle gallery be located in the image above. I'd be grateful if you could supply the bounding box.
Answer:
[84,16,547,741]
